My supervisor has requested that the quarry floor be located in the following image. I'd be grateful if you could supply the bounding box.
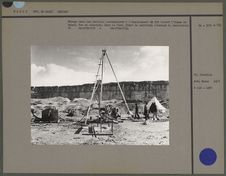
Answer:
[31,119,169,145]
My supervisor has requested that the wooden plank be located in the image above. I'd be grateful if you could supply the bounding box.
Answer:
[74,127,83,134]
[82,133,113,136]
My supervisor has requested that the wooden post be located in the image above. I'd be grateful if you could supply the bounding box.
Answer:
[98,85,102,132]
[105,52,131,114]
[111,118,113,133]
[99,50,105,133]
[85,58,102,125]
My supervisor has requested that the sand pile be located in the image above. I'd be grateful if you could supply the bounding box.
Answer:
[72,98,90,105]
[64,98,129,118]
[49,97,71,103]
[31,97,70,109]
[65,98,91,117]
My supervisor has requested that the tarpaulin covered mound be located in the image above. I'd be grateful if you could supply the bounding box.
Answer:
[31,100,48,119]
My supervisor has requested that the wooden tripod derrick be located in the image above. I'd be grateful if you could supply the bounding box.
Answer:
[85,49,131,127]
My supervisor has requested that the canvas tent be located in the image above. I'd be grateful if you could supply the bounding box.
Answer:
[147,97,166,111]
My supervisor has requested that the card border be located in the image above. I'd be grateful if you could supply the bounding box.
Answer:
[0,0,224,175]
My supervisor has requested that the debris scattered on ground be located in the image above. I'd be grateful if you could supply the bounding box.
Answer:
[31,97,169,145]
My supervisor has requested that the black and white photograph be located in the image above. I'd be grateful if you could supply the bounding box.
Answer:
[31,46,169,145]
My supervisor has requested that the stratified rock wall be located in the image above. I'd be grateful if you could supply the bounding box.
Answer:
[31,81,169,102]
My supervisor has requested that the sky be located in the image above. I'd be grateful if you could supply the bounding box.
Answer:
[31,46,169,86]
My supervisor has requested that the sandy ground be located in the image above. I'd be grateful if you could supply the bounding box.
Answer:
[31,119,169,145]
[31,97,169,145]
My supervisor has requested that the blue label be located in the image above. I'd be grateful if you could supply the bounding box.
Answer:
[13,1,25,9]
[199,148,217,166]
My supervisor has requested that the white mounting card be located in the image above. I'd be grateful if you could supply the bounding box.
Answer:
[2,2,224,174]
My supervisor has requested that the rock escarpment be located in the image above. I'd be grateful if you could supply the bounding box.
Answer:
[31,81,169,103]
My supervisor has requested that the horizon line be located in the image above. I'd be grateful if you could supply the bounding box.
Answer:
[31,80,169,88]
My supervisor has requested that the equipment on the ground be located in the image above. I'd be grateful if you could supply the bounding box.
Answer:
[74,127,83,134]
[32,106,59,123]
[41,106,59,123]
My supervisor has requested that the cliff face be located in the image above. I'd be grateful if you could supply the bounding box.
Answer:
[31,81,169,102]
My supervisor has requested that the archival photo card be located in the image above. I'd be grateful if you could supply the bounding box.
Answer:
[31,46,169,145]
[2,1,223,174]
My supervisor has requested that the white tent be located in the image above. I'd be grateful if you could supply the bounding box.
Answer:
[147,97,166,111]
